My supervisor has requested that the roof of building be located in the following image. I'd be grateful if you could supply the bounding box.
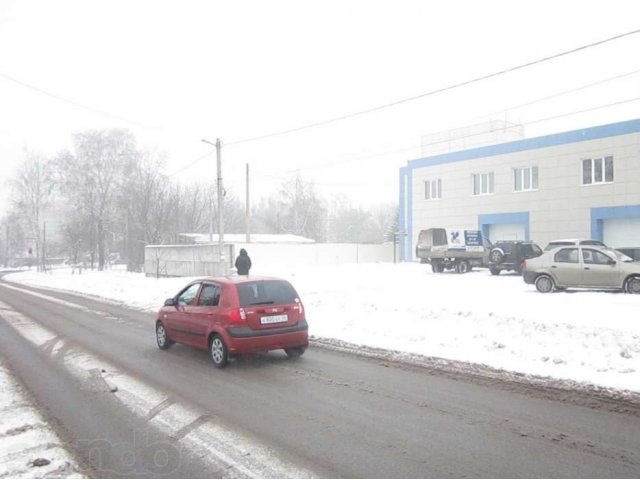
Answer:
[405,118,640,170]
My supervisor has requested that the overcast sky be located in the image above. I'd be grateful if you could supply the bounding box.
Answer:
[1,0,639,212]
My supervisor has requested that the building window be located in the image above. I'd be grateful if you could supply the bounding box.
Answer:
[513,166,538,192]
[424,179,442,200]
[472,172,494,195]
[582,156,613,185]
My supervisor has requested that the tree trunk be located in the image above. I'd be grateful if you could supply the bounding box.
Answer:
[97,220,105,271]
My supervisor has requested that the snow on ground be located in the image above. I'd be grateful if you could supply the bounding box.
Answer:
[0,361,84,478]
[4,262,640,393]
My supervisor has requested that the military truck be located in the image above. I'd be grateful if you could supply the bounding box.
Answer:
[415,228,489,273]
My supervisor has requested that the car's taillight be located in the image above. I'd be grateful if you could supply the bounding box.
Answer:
[295,299,305,318]
[228,308,247,324]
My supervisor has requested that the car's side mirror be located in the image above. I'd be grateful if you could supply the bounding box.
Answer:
[164,298,177,307]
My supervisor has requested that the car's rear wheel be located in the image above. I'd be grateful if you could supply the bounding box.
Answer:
[489,267,500,275]
[285,346,306,358]
[156,322,173,350]
[210,334,228,368]
[535,275,555,293]
[626,276,640,294]
[455,261,470,274]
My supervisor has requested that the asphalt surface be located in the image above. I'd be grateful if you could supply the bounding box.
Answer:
[1,277,640,478]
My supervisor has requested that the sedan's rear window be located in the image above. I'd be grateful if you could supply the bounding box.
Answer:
[237,280,299,306]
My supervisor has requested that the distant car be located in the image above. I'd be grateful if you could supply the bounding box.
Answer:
[155,276,309,367]
[487,240,543,275]
[543,238,606,251]
[523,245,640,293]
[615,247,640,262]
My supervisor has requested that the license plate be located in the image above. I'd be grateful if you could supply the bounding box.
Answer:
[260,314,288,325]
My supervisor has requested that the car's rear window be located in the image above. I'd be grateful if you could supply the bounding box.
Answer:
[236,280,299,306]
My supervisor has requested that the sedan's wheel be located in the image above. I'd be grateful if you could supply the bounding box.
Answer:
[626,276,640,294]
[285,346,306,358]
[210,335,228,368]
[456,261,470,274]
[535,275,555,293]
[156,322,172,350]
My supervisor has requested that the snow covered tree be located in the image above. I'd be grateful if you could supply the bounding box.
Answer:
[10,150,55,271]
[56,129,138,270]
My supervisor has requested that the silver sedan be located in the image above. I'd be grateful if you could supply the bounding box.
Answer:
[523,245,640,293]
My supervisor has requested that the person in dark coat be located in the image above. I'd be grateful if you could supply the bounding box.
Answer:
[235,248,252,275]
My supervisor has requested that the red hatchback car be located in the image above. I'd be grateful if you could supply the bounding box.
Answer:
[155,276,309,367]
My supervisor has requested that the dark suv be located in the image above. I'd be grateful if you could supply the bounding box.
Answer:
[487,240,543,275]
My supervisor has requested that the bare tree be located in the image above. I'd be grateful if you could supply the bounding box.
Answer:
[56,129,138,270]
[261,174,327,241]
[0,212,27,267]
[117,151,176,270]
[10,150,55,271]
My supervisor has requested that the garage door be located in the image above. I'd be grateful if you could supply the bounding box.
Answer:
[603,218,640,248]
[488,223,526,242]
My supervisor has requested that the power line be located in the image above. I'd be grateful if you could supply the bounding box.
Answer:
[173,71,640,180]
[224,28,640,147]
[249,94,640,180]
[171,65,640,177]
[469,67,640,124]
[0,71,159,130]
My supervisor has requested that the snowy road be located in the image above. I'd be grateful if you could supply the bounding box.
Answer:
[1,278,640,477]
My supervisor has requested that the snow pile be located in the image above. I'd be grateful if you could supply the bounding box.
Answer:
[5,262,640,392]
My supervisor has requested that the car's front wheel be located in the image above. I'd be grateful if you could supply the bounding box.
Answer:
[210,334,228,368]
[626,276,640,294]
[535,275,555,293]
[285,346,306,358]
[156,321,173,350]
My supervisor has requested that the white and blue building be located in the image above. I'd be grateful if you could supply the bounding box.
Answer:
[398,118,640,261]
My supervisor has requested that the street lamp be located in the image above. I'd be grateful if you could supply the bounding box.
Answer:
[201,138,225,267]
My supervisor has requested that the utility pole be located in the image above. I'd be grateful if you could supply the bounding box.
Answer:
[202,137,225,270]
[216,138,224,262]
[245,163,251,243]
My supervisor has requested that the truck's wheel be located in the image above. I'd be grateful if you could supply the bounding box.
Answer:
[456,261,470,274]
[489,267,500,275]
[431,263,444,273]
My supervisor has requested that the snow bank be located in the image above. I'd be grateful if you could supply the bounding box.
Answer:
[5,263,640,392]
